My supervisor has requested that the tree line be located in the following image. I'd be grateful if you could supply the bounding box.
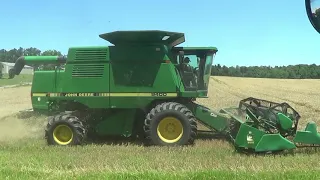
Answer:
[0,47,63,77]
[211,64,320,79]
[0,47,63,63]
[0,47,319,79]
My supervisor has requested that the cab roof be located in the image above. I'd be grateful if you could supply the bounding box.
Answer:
[173,46,218,53]
[99,30,185,47]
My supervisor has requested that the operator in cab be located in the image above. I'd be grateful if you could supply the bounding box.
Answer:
[182,57,193,72]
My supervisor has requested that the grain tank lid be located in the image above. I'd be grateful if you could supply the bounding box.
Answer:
[99,30,185,47]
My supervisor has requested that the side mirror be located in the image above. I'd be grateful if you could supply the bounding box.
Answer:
[178,51,184,64]
[305,0,320,34]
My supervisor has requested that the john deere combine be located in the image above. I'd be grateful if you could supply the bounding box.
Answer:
[9,25,320,153]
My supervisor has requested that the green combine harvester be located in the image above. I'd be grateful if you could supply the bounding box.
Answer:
[8,0,320,153]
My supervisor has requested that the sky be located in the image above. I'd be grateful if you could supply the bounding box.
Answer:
[0,0,319,67]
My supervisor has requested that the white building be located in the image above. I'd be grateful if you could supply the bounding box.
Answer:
[1,62,34,75]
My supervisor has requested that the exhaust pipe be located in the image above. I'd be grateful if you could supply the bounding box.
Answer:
[9,56,67,79]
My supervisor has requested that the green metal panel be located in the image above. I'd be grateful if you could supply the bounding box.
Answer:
[234,123,266,149]
[108,45,180,108]
[66,46,109,62]
[47,47,111,108]
[94,109,137,136]
[53,63,110,108]
[168,60,184,92]
[32,70,111,108]
[277,113,293,130]
[31,71,56,110]
[255,134,296,152]
[193,103,230,132]
[108,64,179,108]
[294,122,320,145]
[109,62,178,92]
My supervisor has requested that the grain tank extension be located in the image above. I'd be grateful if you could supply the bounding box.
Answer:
[10,30,320,153]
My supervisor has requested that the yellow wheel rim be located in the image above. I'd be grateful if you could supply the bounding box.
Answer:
[157,117,183,143]
[53,125,73,145]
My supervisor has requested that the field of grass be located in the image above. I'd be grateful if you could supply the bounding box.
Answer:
[1,76,320,179]
[0,74,33,86]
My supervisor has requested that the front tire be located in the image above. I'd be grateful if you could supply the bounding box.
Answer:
[143,102,197,146]
[45,112,87,146]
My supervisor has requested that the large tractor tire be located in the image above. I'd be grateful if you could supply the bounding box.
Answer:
[143,102,197,146]
[45,112,87,146]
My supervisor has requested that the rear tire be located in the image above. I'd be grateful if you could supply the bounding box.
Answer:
[143,102,197,146]
[45,112,87,146]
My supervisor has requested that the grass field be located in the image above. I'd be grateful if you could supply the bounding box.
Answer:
[0,74,33,86]
[1,76,320,179]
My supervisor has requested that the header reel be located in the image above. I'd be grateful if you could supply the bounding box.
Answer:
[238,97,301,138]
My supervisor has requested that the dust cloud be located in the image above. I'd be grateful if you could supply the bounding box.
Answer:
[0,116,33,141]
[0,86,45,142]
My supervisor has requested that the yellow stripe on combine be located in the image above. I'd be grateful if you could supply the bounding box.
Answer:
[109,93,178,97]
[32,92,178,97]
[49,93,59,97]
[32,93,47,97]
[109,93,150,97]
[99,93,109,97]
[161,93,178,97]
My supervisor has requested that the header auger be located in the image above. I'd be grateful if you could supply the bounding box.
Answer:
[9,30,320,154]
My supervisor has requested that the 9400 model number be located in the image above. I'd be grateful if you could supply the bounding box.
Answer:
[151,92,168,96]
